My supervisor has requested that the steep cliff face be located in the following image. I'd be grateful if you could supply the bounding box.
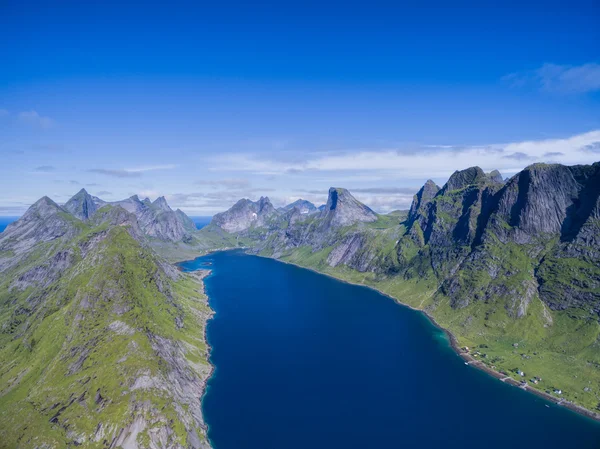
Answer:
[320,187,378,227]
[408,180,439,224]
[396,163,600,316]
[0,199,212,449]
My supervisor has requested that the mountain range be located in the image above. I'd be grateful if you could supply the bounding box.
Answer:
[0,161,599,447]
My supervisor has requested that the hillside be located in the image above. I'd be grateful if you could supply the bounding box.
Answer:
[0,197,212,448]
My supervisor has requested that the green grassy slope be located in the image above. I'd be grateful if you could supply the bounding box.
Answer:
[0,214,212,448]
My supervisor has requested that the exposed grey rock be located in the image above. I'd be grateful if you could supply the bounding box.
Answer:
[64,188,99,220]
[108,194,194,242]
[212,197,279,232]
[440,166,487,193]
[408,179,439,223]
[319,188,377,227]
[488,169,504,184]
[0,197,80,271]
[281,199,317,214]
[176,209,197,232]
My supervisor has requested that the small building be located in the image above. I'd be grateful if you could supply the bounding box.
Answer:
[554,389,562,395]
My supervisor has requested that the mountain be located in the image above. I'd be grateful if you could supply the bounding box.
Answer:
[200,161,600,413]
[63,188,104,220]
[63,191,196,243]
[281,199,317,214]
[211,196,279,233]
[0,199,212,448]
[135,196,194,242]
[320,187,377,227]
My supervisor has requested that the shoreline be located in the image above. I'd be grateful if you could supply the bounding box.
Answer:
[187,268,217,449]
[249,252,600,424]
[179,248,600,428]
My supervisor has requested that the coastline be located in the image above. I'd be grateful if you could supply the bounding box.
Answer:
[178,248,600,429]
[249,252,600,424]
[187,268,217,449]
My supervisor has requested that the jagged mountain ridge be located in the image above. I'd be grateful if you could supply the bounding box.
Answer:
[62,189,195,242]
[280,199,317,214]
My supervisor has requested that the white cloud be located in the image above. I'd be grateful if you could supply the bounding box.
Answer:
[195,178,250,189]
[125,164,177,173]
[504,63,600,94]
[18,110,54,129]
[88,165,176,178]
[207,130,600,180]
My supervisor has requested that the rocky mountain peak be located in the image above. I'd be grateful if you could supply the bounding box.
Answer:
[321,187,377,227]
[408,180,439,222]
[442,166,486,193]
[64,188,98,221]
[257,196,275,214]
[283,199,317,214]
[0,196,79,257]
[212,197,280,233]
[488,169,504,184]
[152,196,172,212]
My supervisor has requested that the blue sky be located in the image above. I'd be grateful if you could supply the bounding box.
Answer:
[1,1,599,215]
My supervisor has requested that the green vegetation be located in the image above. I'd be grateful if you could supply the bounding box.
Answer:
[0,218,212,448]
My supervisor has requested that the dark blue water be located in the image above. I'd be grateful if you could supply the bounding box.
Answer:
[189,216,212,230]
[180,250,600,449]
[0,217,18,233]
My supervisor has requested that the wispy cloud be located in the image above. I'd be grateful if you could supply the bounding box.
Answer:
[502,152,535,161]
[18,110,54,129]
[88,169,142,178]
[350,187,418,195]
[96,190,112,196]
[195,178,251,189]
[207,130,600,179]
[87,165,175,178]
[503,63,600,94]
[33,165,56,173]
[125,164,177,173]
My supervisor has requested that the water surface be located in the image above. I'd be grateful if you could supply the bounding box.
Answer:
[189,216,212,230]
[0,217,18,233]
[180,250,600,449]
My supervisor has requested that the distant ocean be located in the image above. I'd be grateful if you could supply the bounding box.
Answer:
[0,217,18,233]
[190,216,212,230]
